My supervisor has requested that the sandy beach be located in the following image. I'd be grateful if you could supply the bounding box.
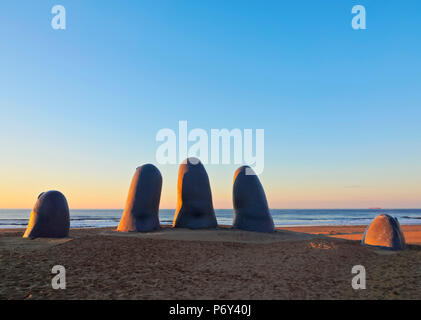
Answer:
[1,225,420,300]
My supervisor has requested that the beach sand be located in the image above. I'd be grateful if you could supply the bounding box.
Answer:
[1,225,421,300]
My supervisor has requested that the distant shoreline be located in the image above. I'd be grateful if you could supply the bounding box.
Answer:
[2,208,421,229]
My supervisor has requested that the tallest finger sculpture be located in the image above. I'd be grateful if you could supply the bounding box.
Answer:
[173,157,217,229]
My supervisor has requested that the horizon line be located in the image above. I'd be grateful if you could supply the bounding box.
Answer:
[1,208,421,211]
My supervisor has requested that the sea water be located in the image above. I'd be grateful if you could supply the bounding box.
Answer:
[1,209,421,229]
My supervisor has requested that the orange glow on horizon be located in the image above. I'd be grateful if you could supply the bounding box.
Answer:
[1,163,421,210]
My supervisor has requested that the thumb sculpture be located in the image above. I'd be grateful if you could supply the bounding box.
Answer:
[23,190,70,238]
[117,164,162,232]
[232,166,275,233]
[173,157,217,229]
[362,214,406,250]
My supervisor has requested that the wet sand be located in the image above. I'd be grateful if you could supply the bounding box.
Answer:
[1,225,421,300]
[284,225,421,245]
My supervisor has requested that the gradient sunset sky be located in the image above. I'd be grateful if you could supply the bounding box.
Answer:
[1,0,420,209]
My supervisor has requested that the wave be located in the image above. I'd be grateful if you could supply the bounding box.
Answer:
[0,222,28,226]
[69,217,120,221]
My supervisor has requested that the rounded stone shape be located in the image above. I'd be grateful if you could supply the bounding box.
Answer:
[362,214,406,250]
[117,164,162,232]
[173,157,217,229]
[23,190,70,238]
[232,166,274,233]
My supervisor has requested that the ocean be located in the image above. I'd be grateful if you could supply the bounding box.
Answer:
[1,209,421,229]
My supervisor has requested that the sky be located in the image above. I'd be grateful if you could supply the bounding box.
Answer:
[0,0,420,209]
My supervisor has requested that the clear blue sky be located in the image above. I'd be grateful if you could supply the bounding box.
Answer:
[1,0,420,209]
